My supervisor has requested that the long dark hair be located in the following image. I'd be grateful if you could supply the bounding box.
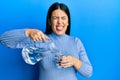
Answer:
[45,2,71,35]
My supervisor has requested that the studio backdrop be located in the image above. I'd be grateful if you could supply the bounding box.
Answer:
[0,0,120,80]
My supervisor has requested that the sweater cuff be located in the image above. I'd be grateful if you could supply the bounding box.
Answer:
[77,62,93,78]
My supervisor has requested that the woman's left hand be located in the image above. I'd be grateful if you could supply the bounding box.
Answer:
[60,56,82,70]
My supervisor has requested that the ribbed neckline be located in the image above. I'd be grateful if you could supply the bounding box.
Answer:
[51,32,68,40]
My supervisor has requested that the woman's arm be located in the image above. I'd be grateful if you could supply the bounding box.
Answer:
[76,38,93,78]
[0,29,48,48]
[59,37,93,78]
[0,29,31,48]
[60,51,92,78]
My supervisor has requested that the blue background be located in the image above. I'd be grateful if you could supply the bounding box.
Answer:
[0,0,120,80]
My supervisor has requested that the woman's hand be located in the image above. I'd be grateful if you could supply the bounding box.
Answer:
[26,29,49,41]
[60,56,82,70]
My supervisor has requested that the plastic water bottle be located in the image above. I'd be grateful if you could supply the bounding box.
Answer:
[22,39,56,65]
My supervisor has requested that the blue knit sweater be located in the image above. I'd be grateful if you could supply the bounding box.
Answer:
[0,29,93,80]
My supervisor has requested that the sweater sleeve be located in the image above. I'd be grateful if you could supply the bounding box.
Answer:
[75,37,93,78]
[0,29,35,48]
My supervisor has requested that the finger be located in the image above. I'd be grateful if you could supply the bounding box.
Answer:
[36,31,43,41]
[45,35,49,40]
[37,32,47,41]
[32,34,41,41]
[60,56,68,61]
[31,34,37,41]
[60,56,74,67]
[60,58,69,64]
[64,63,72,68]
[35,36,42,41]
[60,62,72,68]
[41,34,47,41]
[36,31,46,41]
[37,35,42,41]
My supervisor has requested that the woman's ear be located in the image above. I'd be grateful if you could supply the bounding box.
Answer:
[67,22,69,27]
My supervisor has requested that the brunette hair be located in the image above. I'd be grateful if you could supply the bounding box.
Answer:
[45,2,71,35]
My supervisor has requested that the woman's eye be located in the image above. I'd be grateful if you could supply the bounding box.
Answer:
[61,17,66,20]
[51,16,67,20]
[52,16,58,20]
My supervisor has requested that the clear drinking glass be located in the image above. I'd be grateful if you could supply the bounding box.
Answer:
[55,53,66,68]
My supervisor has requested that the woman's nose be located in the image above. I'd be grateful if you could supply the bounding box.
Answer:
[57,18,62,24]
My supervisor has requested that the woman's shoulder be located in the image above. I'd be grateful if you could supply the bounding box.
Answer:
[69,35,82,42]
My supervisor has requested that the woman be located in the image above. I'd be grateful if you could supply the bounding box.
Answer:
[0,2,93,80]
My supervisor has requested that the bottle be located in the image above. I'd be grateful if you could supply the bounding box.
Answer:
[22,39,56,65]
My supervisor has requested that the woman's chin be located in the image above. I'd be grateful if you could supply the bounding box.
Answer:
[55,32,65,36]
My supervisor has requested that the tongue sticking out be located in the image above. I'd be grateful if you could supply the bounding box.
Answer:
[56,26,63,31]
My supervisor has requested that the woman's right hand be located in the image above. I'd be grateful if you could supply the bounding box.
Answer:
[25,29,49,41]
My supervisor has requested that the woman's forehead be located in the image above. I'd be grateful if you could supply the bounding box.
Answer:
[51,9,67,16]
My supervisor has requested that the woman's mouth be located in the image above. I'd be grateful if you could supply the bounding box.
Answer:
[56,26,63,31]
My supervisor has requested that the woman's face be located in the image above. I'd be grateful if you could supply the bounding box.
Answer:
[50,9,69,35]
